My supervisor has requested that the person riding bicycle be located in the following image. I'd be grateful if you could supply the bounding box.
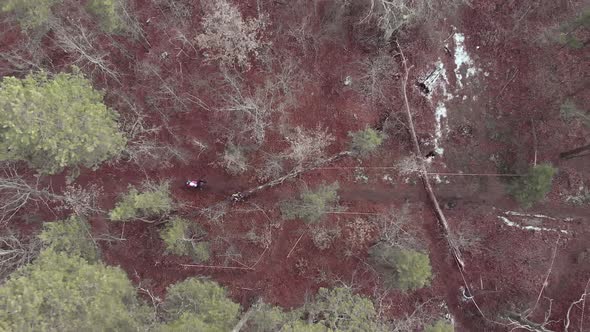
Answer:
[186,179,206,189]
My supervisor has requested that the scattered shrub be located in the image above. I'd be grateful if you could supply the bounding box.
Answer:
[510,164,557,208]
[1,0,61,30]
[369,244,432,290]
[560,99,589,127]
[161,277,240,331]
[0,70,126,174]
[344,217,377,254]
[160,217,210,262]
[256,155,284,182]
[395,155,424,176]
[281,182,340,224]
[349,128,385,156]
[424,320,454,332]
[311,225,341,250]
[109,181,172,221]
[565,187,590,206]
[283,126,335,167]
[195,0,267,68]
[220,144,249,175]
[87,0,127,33]
[558,33,584,49]
[574,9,590,28]
[38,216,99,262]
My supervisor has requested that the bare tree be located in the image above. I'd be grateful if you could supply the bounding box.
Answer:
[152,0,195,24]
[282,126,335,168]
[0,163,103,222]
[0,230,41,281]
[355,52,398,109]
[395,154,424,176]
[59,184,104,217]
[256,153,284,182]
[282,3,319,58]
[565,278,589,332]
[218,69,283,145]
[218,144,249,176]
[51,19,121,83]
[0,47,47,76]
[359,0,471,41]
[113,95,191,171]
[0,164,53,223]
[195,0,267,69]
[373,206,423,251]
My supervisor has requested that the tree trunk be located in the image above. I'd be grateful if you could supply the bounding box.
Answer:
[560,143,590,159]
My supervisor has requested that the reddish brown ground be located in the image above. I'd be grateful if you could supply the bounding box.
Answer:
[1,0,589,331]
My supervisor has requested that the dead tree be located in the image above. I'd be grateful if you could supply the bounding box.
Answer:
[219,69,282,145]
[0,163,102,222]
[0,165,53,223]
[395,41,465,270]
[565,278,589,332]
[560,143,590,160]
[0,230,41,281]
[232,151,351,201]
[51,19,121,84]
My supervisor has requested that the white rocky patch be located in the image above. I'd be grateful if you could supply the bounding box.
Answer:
[423,30,482,157]
[434,102,448,155]
[505,211,557,220]
[497,216,569,234]
[453,32,479,88]
[382,174,394,184]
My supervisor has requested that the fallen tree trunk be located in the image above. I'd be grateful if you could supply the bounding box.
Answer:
[560,143,590,160]
[506,312,554,332]
[395,41,465,270]
[231,299,262,332]
[233,151,351,200]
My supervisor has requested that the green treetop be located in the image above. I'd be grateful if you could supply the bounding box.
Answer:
[0,250,150,331]
[160,217,210,262]
[307,287,382,331]
[160,277,241,331]
[424,320,454,332]
[87,0,127,34]
[0,70,126,174]
[1,0,61,30]
[510,164,557,208]
[38,216,99,262]
[370,244,433,291]
[281,182,340,224]
[109,181,172,221]
[349,128,385,156]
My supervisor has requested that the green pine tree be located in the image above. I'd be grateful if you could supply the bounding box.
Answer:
[370,244,432,291]
[87,0,127,34]
[0,70,126,174]
[1,0,61,30]
[0,250,150,331]
[349,128,385,156]
[160,217,210,262]
[38,216,99,262]
[510,164,557,208]
[109,181,172,222]
[281,182,340,224]
[161,278,241,331]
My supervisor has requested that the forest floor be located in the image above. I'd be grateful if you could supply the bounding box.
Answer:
[1,0,589,331]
